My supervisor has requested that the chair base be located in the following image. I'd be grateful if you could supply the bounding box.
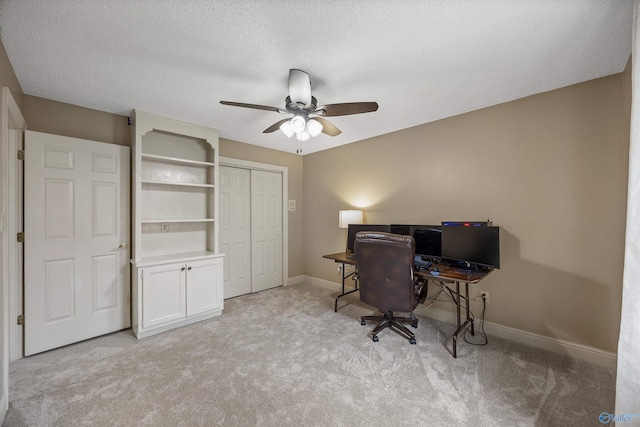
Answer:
[361,311,418,344]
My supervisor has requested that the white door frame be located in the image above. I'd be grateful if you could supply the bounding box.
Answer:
[7,116,23,363]
[219,157,288,286]
[1,87,26,423]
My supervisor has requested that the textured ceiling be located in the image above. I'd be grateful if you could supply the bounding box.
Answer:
[0,0,633,154]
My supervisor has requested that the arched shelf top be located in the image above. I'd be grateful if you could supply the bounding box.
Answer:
[133,109,219,150]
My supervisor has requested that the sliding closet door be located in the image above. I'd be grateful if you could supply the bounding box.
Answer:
[251,170,283,292]
[220,165,283,297]
[219,166,251,299]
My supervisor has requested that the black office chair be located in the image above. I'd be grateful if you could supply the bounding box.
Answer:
[354,231,426,344]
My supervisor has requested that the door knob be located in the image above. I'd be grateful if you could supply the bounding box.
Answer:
[118,243,127,250]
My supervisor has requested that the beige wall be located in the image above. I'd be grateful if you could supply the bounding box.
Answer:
[0,39,23,109]
[303,70,631,353]
[23,96,131,146]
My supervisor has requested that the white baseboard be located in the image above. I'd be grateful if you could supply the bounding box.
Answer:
[286,275,305,286]
[303,275,618,371]
[305,275,354,291]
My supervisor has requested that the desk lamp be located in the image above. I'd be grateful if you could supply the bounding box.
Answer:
[339,209,363,229]
[339,210,363,251]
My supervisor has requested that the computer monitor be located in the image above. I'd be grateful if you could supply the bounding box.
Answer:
[390,224,411,235]
[346,224,391,253]
[412,226,442,258]
[441,225,500,269]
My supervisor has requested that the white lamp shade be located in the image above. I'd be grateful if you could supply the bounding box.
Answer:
[280,120,294,138]
[290,115,306,132]
[297,130,311,141]
[339,210,363,228]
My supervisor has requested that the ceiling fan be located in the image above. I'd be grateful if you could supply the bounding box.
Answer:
[220,69,378,152]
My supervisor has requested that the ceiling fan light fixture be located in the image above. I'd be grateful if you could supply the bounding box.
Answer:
[307,119,323,137]
[280,120,294,138]
[221,69,377,151]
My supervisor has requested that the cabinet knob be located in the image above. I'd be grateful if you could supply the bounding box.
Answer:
[188,266,192,270]
[181,267,186,271]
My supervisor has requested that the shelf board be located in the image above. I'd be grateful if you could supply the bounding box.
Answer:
[132,250,224,267]
[141,218,215,224]
[141,179,215,188]
[141,153,215,167]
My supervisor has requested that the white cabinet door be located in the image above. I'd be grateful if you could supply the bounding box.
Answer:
[186,258,223,316]
[142,263,186,329]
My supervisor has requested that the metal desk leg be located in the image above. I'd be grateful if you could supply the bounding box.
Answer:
[334,264,358,312]
[467,282,475,336]
[452,281,474,358]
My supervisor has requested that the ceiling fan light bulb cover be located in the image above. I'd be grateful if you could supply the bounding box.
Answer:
[297,130,311,141]
[291,115,306,132]
[307,119,323,137]
[280,120,294,138]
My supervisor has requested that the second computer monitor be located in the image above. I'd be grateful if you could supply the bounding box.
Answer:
[411,226,442,258]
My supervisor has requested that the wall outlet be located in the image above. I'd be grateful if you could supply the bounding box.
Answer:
[480,291,490,303]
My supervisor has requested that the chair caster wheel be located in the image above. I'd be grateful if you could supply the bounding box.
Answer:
[372,335,379,342]
[410,337,416,345]
[361,319,366,325]
[411,321,418,328]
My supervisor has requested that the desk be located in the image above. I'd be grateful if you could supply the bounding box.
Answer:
[322,251,493,358]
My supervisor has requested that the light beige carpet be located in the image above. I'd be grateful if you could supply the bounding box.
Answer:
[3,283,614,426]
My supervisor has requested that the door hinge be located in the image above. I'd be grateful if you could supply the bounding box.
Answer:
[17,232,24,242]
[17,149,24,160]
[17,314,24,326]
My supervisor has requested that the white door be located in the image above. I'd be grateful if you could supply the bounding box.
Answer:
[251,170,283,292]
[219,166,251,299]
[24,131,130,356]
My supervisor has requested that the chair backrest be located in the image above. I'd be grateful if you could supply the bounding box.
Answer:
[355,231,417,313]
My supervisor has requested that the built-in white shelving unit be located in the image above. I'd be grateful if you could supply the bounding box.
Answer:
[131,110,224,338]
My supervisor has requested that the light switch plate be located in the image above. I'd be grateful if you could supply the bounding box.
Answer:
[288,200,296,211]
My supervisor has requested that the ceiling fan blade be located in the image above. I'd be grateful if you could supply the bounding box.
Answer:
[263,118,291,133]
[288,69,312,108]
[316,102,378,117]
[315,117,341,137]
[220,100,286,113]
